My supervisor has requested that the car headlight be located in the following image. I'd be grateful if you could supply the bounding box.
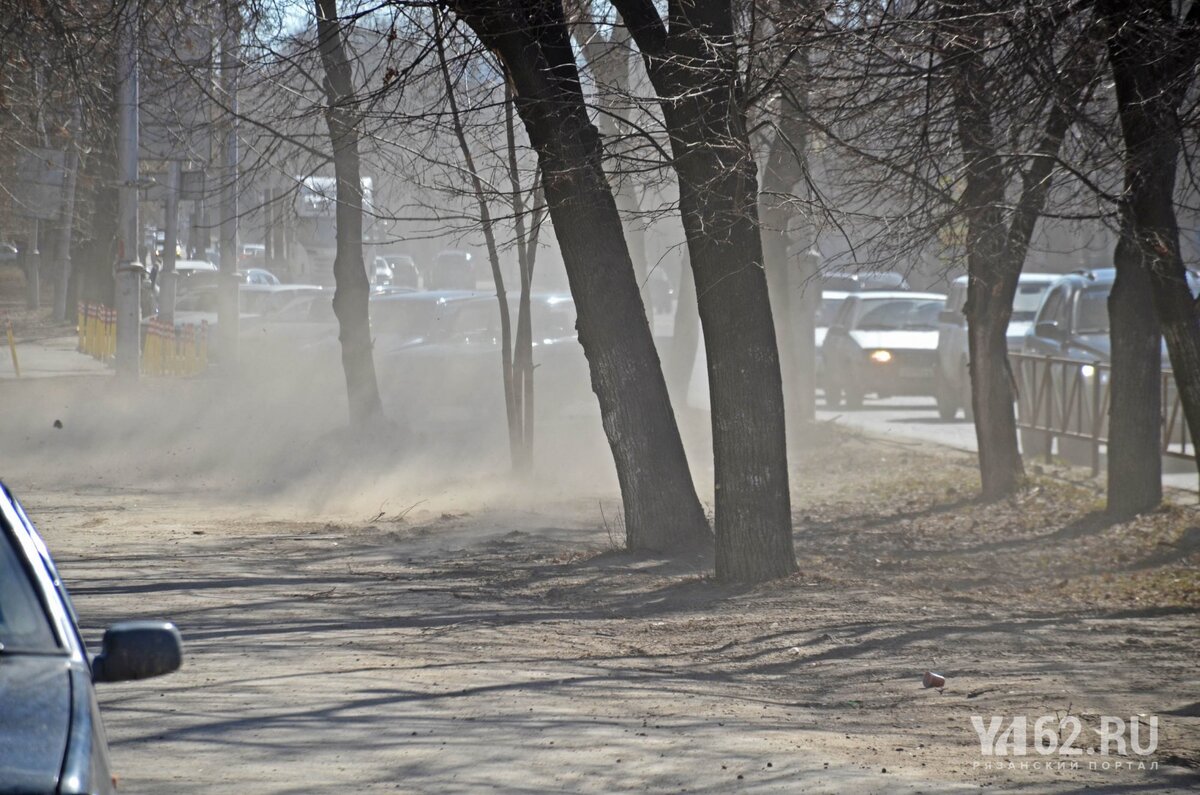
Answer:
[869,349,893,363]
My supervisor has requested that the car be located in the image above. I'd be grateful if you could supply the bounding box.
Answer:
[0,482,183,794]
[384,255,421,290]
[934,272,1058,420]
[814,290,852,383]
[244,268,281,286]
[1017,267,1200,460]
[371,290,591,422]
[820,291,947,407]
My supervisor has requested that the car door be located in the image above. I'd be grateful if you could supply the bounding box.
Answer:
[822,295,858,373]
[1024,283,1070,356]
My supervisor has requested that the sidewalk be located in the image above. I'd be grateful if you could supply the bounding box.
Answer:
[0,334,112,379]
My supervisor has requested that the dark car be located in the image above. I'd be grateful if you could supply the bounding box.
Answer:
[0,483,182,794]
[820,291,947,407]
[372,290,591,422]
[1018,268,1200,460]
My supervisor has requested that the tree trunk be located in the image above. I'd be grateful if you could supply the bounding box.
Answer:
[452,0,711,554]
[1101,0,1200,492]
[1108,225,1163,517]
[314,0,384,428]
[942,0,1024,498]
[435,18,519,465]
[615,0,796,582]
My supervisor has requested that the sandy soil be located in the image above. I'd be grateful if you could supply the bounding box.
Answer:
[3,368,1199,792]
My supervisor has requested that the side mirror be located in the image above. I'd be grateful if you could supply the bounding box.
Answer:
[1034,321,1063,339]
[92,621,183,683]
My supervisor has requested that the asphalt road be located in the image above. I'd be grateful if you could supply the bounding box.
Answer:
[815,395,1200,495]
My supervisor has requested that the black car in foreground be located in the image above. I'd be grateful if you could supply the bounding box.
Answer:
[0,483,182,794]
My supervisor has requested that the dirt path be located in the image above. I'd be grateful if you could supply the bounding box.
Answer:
[16,458,1196,794]
[3,370,1197,792]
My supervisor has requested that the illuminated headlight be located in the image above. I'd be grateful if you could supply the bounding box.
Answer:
[1081,364,1096,379]
[869,350,893,364]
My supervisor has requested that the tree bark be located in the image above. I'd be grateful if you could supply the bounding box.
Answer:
[450,0,711,554]
[614,0,797,583]
[314,0,385,428]
[942,0,1024,499]
[1100,0,1200,496]
[1108,225,1163,516]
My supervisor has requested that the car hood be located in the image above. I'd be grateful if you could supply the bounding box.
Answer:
[849,329,939,351]
[0,656,71,793]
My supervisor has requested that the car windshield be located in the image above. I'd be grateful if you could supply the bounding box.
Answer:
[1075,287,1110,333]
[855,298,944,331]
[0,528,60,653]
[1012,282,1052,321]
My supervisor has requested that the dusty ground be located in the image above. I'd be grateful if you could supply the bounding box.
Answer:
[3,367,1198,793]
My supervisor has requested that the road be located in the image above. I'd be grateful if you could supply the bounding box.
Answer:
[815,395,1200,495]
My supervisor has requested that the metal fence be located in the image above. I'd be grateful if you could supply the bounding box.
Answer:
[1010,352,1195,475]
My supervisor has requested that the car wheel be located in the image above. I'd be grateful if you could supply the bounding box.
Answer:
[960,360,975,421]
[844,376,865,409]
[934,365,959,420]
[823,376,844,407]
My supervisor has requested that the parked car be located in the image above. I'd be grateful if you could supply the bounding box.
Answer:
[821,291,947,407]
[372,290,591,422]
[0,482,183,794]
[934,272,1057,420]
[384,255,421,290]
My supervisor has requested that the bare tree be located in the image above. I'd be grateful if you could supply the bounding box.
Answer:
[314,0,386,427]
[610,0,797,582]
[1098,0,1200,516]
[447,0,713,554]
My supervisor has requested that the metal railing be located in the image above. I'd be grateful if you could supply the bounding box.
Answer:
[1011,352,1195,475]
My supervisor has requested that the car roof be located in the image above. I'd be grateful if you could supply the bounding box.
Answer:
[851,291,945,301]
[950,272,1060,286]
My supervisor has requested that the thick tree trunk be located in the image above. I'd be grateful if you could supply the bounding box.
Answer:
[680,152,795,581]
[1102,0,1200,491]
[966,275,1023,499]
[943,0,1024,498]
[614,0,796,582]
[315,0,384,428]
[452,0,711,554]
[1108,227,1163,517]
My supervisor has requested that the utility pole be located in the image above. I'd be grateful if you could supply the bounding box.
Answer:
[217,1,241,368]
[115,0,143,380]
[53,101,82,322]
